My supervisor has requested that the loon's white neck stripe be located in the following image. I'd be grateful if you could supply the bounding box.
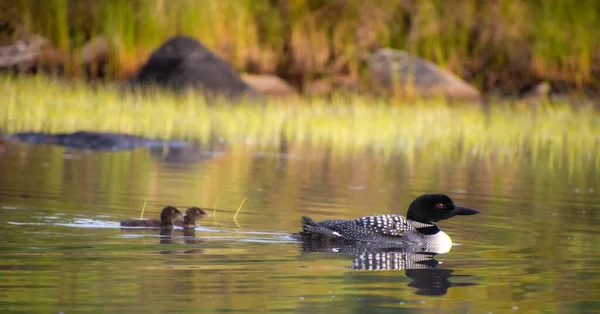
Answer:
[407,220,436,229]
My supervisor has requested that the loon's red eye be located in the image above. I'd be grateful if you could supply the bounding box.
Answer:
[436,203,444,209]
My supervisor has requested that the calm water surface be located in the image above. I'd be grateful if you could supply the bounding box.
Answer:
[0,140,599,313]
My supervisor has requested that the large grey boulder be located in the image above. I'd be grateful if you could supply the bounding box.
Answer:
[131,35,257,99]
[369,48,481,100]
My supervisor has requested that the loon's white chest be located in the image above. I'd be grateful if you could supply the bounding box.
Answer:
[423,230,453,254]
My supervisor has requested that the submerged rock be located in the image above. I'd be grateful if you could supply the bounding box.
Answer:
[368,48,481,100]
[131,35,257,99]
[4,131,189,151]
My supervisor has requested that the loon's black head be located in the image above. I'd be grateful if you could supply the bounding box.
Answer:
[160,206,183,222]
[406,194,480,224]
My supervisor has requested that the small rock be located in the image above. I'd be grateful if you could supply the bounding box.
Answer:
[241,74,297,97]
[520,81,551,100]
[332,75,361,93]
[80,36,110,78]
[303,76,361,97]
[0,34,51,73]
[304,78,332,96]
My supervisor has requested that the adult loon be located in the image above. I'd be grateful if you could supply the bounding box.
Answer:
[299,194,480,253]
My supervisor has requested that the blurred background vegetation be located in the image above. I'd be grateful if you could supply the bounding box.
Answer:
[1,0,598,94]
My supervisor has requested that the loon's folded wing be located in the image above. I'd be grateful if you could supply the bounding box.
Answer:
[353,214,415,236]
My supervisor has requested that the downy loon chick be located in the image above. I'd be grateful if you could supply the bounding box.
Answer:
[120,206,182,228]
[299,194,480,252]
[173,207,209,228]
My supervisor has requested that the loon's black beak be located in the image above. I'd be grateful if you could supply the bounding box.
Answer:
[454,206,480,215]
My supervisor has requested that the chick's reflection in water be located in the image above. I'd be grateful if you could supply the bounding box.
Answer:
[157,228,205,254]
[300,240,477,296]
[182,228,202,244]
[159,227,175,244]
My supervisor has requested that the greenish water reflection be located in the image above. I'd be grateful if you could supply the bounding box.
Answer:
[0,141,599,313]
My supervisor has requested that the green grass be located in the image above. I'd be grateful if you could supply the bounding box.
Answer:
[1,75,599,169]
[3,1,599,91]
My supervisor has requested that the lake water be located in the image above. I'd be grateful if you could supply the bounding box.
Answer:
[0,139,599,313]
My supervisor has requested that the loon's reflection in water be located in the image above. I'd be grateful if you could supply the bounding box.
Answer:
[300,239,477,296]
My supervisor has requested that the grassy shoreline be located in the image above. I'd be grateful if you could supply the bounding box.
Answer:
[3,1,599,93]
[2,75,599,169]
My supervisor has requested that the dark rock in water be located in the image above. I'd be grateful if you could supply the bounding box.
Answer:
[131,35,258,99]
[4,131,189,151]
[369,48,481,101]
